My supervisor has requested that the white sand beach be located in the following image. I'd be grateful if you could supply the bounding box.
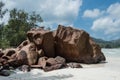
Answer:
[0,48,120,80]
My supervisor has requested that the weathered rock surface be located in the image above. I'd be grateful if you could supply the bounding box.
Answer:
[27,28,55,57]
[3,48,16,57]
[0,48,17,67]
[0,25,106,76]
[18,43,38,65]
[42,56,66,72]
[35,56,66,71]
[54,25,106,63]
[16,40,30,51]
[37,56,48,68]
[43,63,63,72]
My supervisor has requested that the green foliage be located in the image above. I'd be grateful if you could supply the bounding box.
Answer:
[0,39,10,49]
[0,2,43,48]
[0,1,8,19]
[105,44,112,48]
[5,9,43,47]
[92,37,120,48]
[0,1,9,49]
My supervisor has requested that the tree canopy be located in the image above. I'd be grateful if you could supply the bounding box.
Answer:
[0,2,43,49]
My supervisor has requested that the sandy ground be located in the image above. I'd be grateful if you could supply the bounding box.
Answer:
[0,48,120,80]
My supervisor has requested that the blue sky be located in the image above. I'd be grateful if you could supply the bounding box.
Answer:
[74,0,120,40]
[1,0,120,40]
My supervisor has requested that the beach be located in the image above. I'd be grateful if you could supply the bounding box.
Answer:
[0,48,120,80]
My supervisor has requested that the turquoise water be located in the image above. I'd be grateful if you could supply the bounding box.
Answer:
[102,48,120,57]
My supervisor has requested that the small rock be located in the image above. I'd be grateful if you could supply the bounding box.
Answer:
[55,56,66,64]
[43,64,63,72]
[0,70,10,76]
[46,58,57,66]
[37,57,48,69]
[67,62,82,68]
[19,65,31,72]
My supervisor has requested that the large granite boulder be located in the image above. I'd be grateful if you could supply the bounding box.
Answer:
[27,28,55,57]
[16,40,30,51]
[2,48,16,57]
[0,25,106,74]
[17,43,38,65]
[0,48,17,66]
[6,43,38,67]
[54,25,106,64]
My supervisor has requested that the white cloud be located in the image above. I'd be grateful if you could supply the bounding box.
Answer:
[83,9,102,18]
[91,2,120,36]
[92,17,120,34]
[0,13,9,24]
[1,0,82,26]
[107,2,120,18]
[1,0,15,10]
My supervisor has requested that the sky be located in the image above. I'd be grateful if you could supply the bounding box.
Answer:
[1,0,120,40]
